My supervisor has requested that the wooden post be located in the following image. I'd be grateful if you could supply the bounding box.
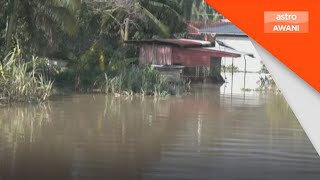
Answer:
[231,57,234,102]
[244,56,247,99]
[244,55,247,73]
[210,57,223,82]
[231,58,234,75]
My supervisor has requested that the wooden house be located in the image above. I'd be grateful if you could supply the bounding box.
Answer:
[126,39,241,82]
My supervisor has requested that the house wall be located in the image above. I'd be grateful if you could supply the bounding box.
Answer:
[156,69,183,82]
[139,45,172,65]
[172,48,211,67]
[138,44,225,83]
[139,45,232,69]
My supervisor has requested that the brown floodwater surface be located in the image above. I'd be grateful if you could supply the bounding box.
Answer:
[0,81,320,180]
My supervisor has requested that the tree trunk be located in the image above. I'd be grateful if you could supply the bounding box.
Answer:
[182,0,194,21]
[124,18,129,41]
[5,0,19,55]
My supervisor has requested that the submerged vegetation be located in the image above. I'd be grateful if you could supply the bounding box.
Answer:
[104,66,171,97]
[222,64,240,73]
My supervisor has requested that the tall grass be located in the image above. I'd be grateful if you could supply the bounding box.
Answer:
[0,47,53,103]
[104,66,171,97]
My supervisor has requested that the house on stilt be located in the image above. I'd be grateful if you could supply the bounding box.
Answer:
[125,38,242,83]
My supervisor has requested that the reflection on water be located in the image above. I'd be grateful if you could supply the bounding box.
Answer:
[1,74,320,180]
[221,72,274,95]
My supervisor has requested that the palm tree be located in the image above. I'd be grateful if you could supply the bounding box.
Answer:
[0,0,8,63]
[3,0,81,56]
[178,0,197,21]
[100,0,184,40]
[177,0,222,22]
[4,0,19,56]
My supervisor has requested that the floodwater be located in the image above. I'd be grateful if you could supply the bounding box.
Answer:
[1,73,320,180]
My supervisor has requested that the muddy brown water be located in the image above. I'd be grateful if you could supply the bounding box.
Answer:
[1,81,320,180]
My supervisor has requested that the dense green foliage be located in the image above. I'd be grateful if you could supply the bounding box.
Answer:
[0,0,220,101]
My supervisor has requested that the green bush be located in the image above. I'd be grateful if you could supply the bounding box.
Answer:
[222,64,240,73]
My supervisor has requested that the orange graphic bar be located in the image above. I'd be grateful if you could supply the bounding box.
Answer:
[205,0,320,92]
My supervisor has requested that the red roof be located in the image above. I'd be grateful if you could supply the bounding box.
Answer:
[172,47,241,67]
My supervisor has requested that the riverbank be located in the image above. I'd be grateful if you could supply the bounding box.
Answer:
[0,51,189,106]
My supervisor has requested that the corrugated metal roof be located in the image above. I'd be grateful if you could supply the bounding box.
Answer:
[159,39,211,46]
[216,40,255,57]
[125,39,213,48]
[188,47,241,58]
[188,21,231,29]
[199,23,246,36]
[126,38,243,58]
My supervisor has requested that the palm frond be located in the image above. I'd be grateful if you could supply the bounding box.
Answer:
[50,0,82,12]
[36,1,79,35]
[136,2,170,36]
[148,1,182,20]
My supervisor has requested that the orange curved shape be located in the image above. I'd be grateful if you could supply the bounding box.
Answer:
[205,0,320,92]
